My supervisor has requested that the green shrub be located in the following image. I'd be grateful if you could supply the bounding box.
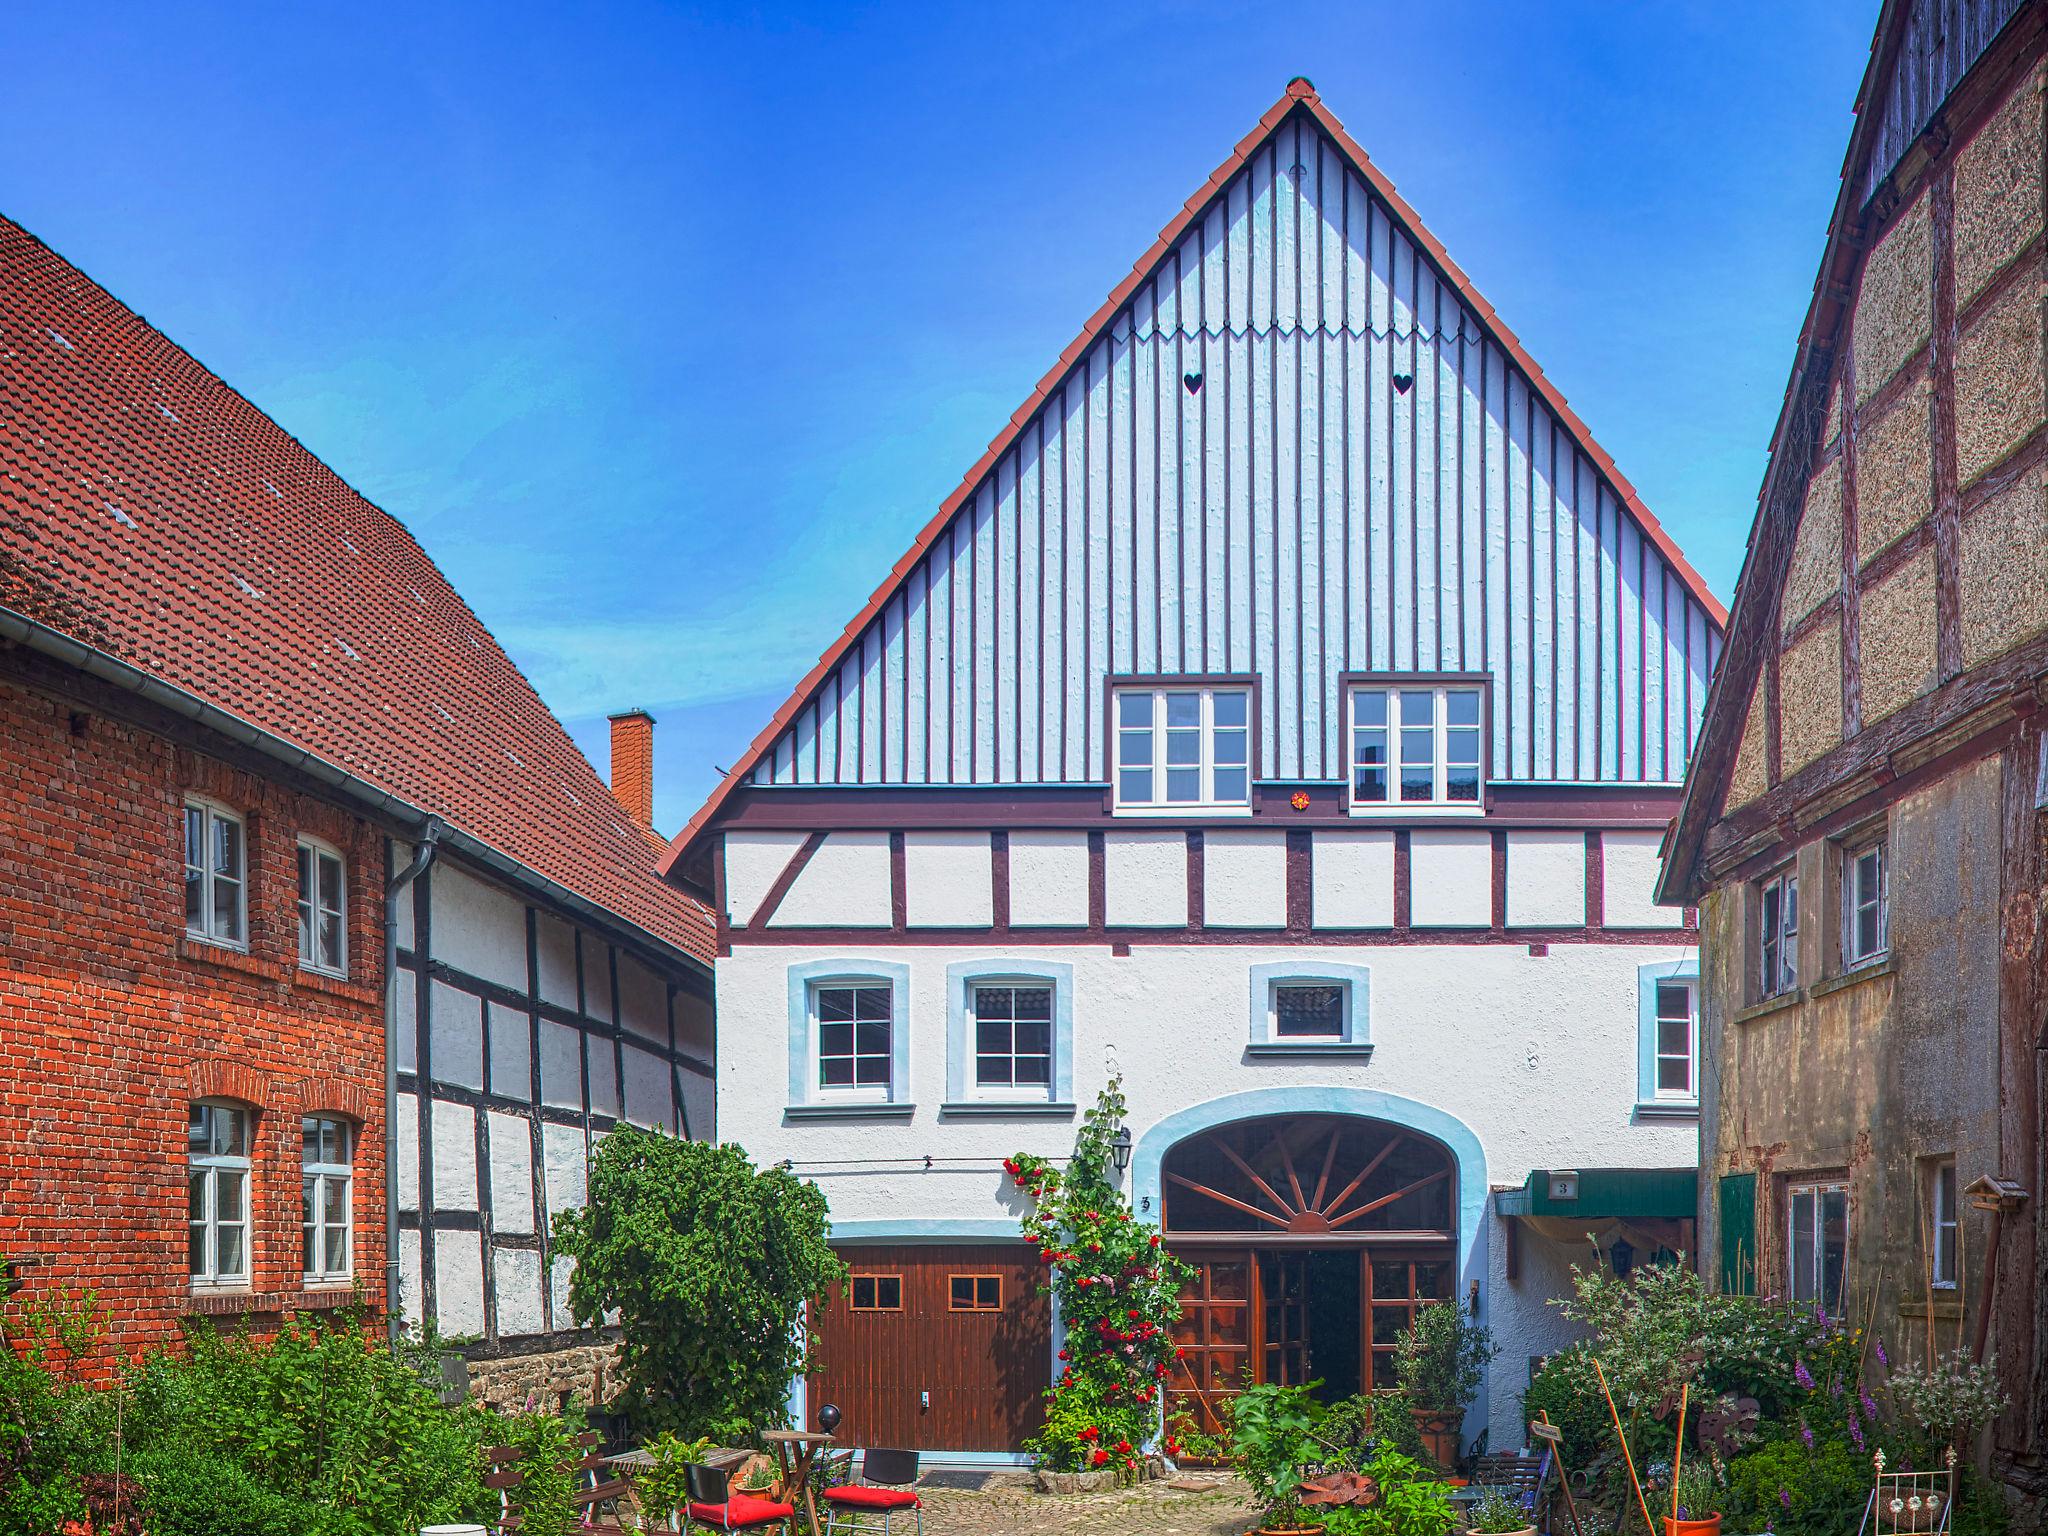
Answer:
[1724,1436,1867,1536]
[1518,1352,1612,1472]
[552,1129,845,1440]
[0,1275,116,1535]
[1319,1444,1456,1536]
[490,1411,579,1536]
[1392,1301,1495,1415]
[636,1432,718,1524]
[126,1444,313,1536]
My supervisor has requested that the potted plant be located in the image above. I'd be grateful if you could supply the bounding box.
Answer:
[1667,1460,1726,1536]
[1392,1300,1496,1470]
[1469,1487,1536,1536]
[1166,1410,1232,1469]
[1228,1381,1327,1536]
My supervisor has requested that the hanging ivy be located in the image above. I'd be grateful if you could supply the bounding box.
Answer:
[1007,1077,1192,1474]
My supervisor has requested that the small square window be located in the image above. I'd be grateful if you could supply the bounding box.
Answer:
[850,1274,903,1311]
[817,984,893,1092]
[973,984,1054,1089]
[1274,984,1344,1038]
[949,1274,1001,1311]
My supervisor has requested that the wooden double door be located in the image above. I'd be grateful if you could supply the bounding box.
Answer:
[1168,1246,1453,1433]
[804,1244,1051,1451]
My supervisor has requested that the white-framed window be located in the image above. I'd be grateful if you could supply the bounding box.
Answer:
[1274,983,1345,1039]
[1843,839,1888,968]
[301,1116,353,1282]
[1652,980,1698,1099]
[814,982,893,1096]
[971,982,1054,1092]
[1113,684,1250,812]
[1347,682,1483,810]
[188,1101,252,1287]
[183,799,246,947]
[1930,1159,1958,1290]
[1787,1178,1848,1315]
[296,838,347,976]
[1758,869,1798,1000]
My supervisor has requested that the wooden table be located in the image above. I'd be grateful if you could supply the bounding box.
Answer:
[762,1428,836,1536]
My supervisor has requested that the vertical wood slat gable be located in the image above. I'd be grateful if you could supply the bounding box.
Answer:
[749,111,1722,797]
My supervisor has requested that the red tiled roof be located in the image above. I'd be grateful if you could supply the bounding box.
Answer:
[660,78,1726,876]
[0,217,713,965]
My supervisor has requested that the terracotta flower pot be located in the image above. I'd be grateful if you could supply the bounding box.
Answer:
[1251,1525,1326,1536]
[1409,1406,1462,1469]
[1665,1516,1722,1536]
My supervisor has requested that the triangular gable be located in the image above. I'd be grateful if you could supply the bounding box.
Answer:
[665,79,1725,878]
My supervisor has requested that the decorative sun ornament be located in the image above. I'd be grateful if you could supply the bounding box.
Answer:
[1290,790,1311,812]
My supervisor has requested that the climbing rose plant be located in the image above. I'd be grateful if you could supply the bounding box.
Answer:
[1008,1078,1193,1474]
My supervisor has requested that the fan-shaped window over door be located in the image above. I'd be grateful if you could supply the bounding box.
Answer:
[1163,1114,1455,1237]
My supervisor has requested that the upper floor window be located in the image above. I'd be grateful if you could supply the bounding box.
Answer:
[1247,962,1372,1055]
[1114,685,1249,812]
[301,1116,353,1282]
[1930,1159,1958,1290]
[1348,683,1482,811]
[1758,869,1798,1000]
[188,1101,251,1287]
[1786,1178,1847,1315]
[972,983,1053,1092]
[1274,983,1344,1039]
[1652,980,1697,1100]
[1842,838,1888,968]
[816,982,893,1096]
[296,839,347,976]
[1636,961,1699,1115]
[183,800,246,947]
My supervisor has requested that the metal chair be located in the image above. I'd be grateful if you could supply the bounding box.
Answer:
[679,1462,798,1533]
[821,1449,923,1536]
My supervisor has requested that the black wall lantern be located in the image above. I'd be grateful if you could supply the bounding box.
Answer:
[1609,1239,1636,1279]
[1111,1126,1133,1174]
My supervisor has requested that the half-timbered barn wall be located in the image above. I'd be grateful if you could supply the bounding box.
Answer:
[392,850,714,1399]
[753,113,1719,796]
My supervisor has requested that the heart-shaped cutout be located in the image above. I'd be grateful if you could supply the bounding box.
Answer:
[1183,371,1203,394]
[1393,373,1414,394]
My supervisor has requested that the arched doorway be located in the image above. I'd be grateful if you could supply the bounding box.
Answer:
[1162,1114,1458,1434]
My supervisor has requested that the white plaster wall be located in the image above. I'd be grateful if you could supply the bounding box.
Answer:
[1009,832,1090,926]
[431,863,529,990]
[715,936,1698,1231]
[542,1122,588,1214]
[906,832,994,927]
[1485,1218,1596,1445]
[550,1255,579,1331]
[430,980,484,1090]
[773,832,892,927]
[539,1020,583,1109]
[622,1042,672,1127]
[1104,831,1188,927]
[434,1228,487,1338]
[396,1092,420,1212]
[725,830,812,924]
[536,911,579,1009]
[1311,831,1396,928]
[1410,829,1492,926]
[488,1002,531,1101]
[619,954,668,1041]
[431,1099,479,1210]
[495,1249,547,1338]
[399,1228,423,1325]
[394,977,418,1073]
[586,940,615,1019]
[488,1111,536,1234]
[1603,830,1682,929]
[1505,831,1586,928]
[1203,832,1287,928]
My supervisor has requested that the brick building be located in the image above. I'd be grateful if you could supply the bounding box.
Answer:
[0,217,715,1393]
[1660,0,2047,1506]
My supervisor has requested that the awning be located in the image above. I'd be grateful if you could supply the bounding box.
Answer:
[1493,1167,1697,1221]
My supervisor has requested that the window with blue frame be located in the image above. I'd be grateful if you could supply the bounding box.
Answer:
[943,960,1074,1113]
[1247,962,1372,1054]
[1636,961,1699,1116]
[784,960,912,1117]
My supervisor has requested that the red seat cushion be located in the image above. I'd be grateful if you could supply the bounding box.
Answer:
[686,1493,798,1527]
[822,1484,921,1509]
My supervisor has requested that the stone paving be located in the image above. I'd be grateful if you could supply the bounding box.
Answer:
[908,1474,1259,1535]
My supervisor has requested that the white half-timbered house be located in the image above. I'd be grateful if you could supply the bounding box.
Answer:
[662,79,1724,1458]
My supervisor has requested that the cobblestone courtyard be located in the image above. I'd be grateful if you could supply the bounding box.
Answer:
[908,1475,1257,1535]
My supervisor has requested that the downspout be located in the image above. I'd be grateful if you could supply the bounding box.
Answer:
[384,818,442,1342]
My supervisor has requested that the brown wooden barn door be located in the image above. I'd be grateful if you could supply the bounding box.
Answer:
[806,1244,1049,1451]
[1166,1249,1252,1437]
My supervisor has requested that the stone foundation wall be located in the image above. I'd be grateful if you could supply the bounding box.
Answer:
[466,1340,620,1414]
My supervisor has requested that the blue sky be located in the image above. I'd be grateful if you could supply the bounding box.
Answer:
[3,2,1873,832]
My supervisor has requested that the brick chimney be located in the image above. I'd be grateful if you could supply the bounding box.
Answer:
[607,709,656,829]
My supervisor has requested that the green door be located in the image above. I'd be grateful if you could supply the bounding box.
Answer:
[1717,1173,1758,1295]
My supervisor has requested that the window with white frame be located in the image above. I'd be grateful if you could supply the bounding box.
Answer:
[1652,980,1698,1099]
[1348,683,1483,809]
[1758,869,1798,1000]
[188,1102,251,1287]
[1930,1159,1958,1290]
[1786,1178,1848,1314]
[1274,983,1345,1038]
[815,983,893,1094]
[183,800,246,946]
[301,1116,353,1282]
[296,839,347,976]
[1113,685,1250,811]
[972,983,1053,1091]
[1842,838,1888,968]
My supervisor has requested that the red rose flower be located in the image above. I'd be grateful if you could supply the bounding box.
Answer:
[1092,1449,1111,1467]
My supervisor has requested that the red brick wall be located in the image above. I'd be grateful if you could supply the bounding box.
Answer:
[0,673,388,1363]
